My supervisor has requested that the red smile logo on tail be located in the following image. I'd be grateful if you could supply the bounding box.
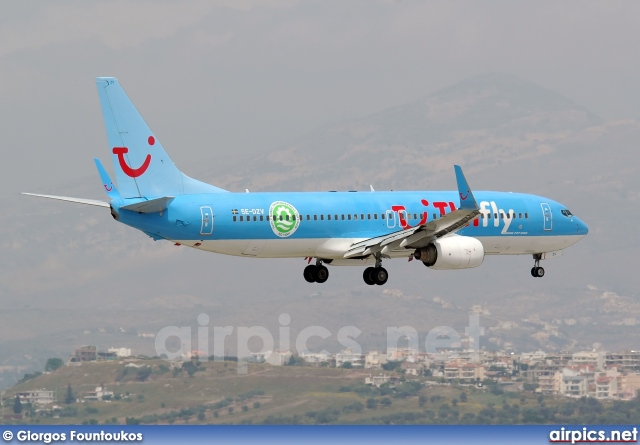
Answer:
[112,137,155,178]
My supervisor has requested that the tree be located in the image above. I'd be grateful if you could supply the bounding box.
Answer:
[366,398,378,410]
[341,361,353,369]
[64,384,75,404]
[45,358,64,372]
[418,395,428,407]
[13,395,23,414]
[460,392,468,403]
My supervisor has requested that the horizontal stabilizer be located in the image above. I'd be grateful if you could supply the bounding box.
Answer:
[22,193,109,208]
[120,196,174,213]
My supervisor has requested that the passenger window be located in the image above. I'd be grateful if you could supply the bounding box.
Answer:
[240,215,244,221]
[253,215,257,221]
[321,215,324,220]
[374,214,378,220]
[354,214,358,220]
[335,214,338,220]
[342,214,345,220]
[519,213,522,219]
[433,213,437,219]
[233,216,237,222]
[525,213,528,219]
[488,213,491,219]
[328,215,332,220]
[381,214,385,220]
[348,215,352,220]
[361,214,364,220]
[314,215,317,221]
[260,215,263,221]
[368,214,371,220]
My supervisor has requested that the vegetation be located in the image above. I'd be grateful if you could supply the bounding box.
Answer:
[64,384,75,404]
[45,358,64,372]
[4,359,640,425]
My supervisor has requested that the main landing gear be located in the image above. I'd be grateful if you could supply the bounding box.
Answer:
[363,254,388,286]
[304,260,329,284]
[531,254,545,278]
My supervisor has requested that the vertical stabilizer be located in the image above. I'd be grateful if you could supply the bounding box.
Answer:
[96,77,227,198]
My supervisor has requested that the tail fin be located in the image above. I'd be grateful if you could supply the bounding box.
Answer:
[96,77,227,199]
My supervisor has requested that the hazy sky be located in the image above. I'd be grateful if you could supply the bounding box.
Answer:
[2,0,640,199]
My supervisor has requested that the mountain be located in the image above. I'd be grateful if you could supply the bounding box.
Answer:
[1,73,637,389]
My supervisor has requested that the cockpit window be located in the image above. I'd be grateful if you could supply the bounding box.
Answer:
[561,209,573,217]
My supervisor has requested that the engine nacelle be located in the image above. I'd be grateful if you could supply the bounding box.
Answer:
[414,236,484,270]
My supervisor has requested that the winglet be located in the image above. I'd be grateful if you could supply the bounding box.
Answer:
[94,158,120,200]
[454,165,478,210]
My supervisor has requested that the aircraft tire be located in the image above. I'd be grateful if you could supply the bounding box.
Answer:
[374,267,388,286]
[531,267,537,277]
[363,267,376,285]
[316,265,329,283]
[304,265,317,283]
[535,267,545,278]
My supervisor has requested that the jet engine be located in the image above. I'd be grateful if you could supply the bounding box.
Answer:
[414,236,484,270]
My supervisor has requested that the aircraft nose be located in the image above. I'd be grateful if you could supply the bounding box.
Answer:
[575,217,589,236]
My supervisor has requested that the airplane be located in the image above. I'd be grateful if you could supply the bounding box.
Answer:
[24,77,589,286]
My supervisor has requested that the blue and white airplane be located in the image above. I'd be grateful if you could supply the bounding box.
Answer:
[25,78,588,286]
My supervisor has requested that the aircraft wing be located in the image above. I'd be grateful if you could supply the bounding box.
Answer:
[344,165,480,258]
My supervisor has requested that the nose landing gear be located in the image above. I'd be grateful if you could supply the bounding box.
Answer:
[531,254,545,278]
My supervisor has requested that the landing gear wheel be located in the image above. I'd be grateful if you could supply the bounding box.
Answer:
[316,265,329,283]
[374,267,388,286]
[531,254,545,278]
[303,265,317,283]
[363,267,376,285]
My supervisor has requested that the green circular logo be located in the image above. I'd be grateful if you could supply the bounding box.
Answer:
[269,201,300,237]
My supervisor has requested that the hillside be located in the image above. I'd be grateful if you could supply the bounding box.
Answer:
[5,359,640,425]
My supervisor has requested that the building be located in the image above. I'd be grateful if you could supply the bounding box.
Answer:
[266,350,293,366]
[537,371,562,395]
[336,348,364,368]
[74,345,97,362]
[300,352,332,364]
[606,351,640,372]
[596,376,619,399]
[386,348,419,362]
[402,362,423,376]
[621,373,640,399]
[15,389,55,405]
[572,351,605,372]
[365,374,391,387]
[108,347,132,358]
[560,373,589,398]
[365,351,387,369]
[443,361,485,381]
[84,385,114,401]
